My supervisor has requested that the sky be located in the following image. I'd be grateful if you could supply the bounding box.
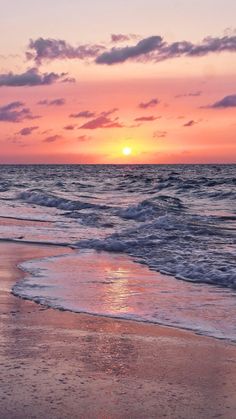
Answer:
[0,0,236,164]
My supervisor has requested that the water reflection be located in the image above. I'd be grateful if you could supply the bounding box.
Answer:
[13,249,236,341]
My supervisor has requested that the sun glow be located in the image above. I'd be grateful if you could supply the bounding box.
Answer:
[122,146,132,156]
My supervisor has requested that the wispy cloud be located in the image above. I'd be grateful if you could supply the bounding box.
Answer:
[0,101,39,123]
[80,116,123,130]
[77,135,91,142]
[43,134,62,143]
[96,33,236,65]
[134,115,160,122]
[204,94,236,108]
[38,98,66,106]
[175,91,202,98]
[183,120,198,127]
[110,34,139,43]
[64,124,77,130]
[17,126,38,136]
[24,32,236,67]
[138,98,159,109]
[153,130,167,138]
[0,68,69,87]
[27,37,105,65]
[96,36,162,64]
[70,110,96,119]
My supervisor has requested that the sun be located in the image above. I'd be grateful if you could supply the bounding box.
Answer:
[122,146,132,156]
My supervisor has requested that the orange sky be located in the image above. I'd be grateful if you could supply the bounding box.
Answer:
[0,0,236,163]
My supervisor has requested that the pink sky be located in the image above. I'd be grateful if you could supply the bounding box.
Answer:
[0,0,236,163]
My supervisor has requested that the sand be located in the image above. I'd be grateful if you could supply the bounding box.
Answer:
[0,241,236,419]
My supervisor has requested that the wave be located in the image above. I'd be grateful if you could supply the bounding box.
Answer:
[74,208,236,289]
[0,164,235,292]
[18,190,108,211]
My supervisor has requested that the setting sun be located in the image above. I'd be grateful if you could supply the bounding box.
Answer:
[122,147,132,156]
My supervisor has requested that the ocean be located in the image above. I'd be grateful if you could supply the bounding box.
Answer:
[0,164,235,340]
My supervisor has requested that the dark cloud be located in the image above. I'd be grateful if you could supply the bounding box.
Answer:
[70,110,96,119]
[27,37,104,65]
[0,68,69,87]
[96,36,163,64]
[64,124,76,130]
[38,98,66,106]
[17,126,38,136]
[134,115,159,122]
[79,115,123,130]
[24,33,236,68]
[206,94,236,108]
[153,130,167,138]
[43,134,62,143]
[0,101,39,123]
[183,120,198,127]
[175,91,202,98]
[96,34,236,65]
[138,98,159,109]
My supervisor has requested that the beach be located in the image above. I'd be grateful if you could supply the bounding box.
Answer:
[0,241,236,419]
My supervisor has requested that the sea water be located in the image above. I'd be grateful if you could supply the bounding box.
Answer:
[0,164,235,339]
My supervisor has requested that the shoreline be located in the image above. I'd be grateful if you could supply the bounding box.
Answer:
[0,241,236,418]
[12,289,236,346]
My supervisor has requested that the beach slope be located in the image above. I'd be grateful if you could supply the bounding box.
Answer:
[0,242,236,419]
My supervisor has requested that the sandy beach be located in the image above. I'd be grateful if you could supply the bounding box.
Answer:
[0,241,236,419]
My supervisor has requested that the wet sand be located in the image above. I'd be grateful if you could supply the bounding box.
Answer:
[0,241,236,419]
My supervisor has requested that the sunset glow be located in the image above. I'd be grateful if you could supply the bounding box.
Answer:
[122,147,132,156]
[0,1,235,164]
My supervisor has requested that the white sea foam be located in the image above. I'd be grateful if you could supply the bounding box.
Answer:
[12,250,236,341]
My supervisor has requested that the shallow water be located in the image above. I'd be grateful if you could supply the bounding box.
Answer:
[13,250,236,341]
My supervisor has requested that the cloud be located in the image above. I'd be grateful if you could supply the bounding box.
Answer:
[96,36,163,64]
[70,110,96,119]
[153,130,167,138]
[38,98,66,106]
[111,34,131,43]
[77,135,91,142]
[96,33,236,65]
[110,34,139,43]
[71,108,119,127]
[43,134,62,143]
[0,101,39,123]
[101,108,119,116]
[206,94,236,108]
[138,98,159,109]
[183,120,198,127]
[64,124,76,130]
[17,126,38,136]
[175,91,202,98]
[64,125,77,131]
[0,68,69,87]
[134,115,159,122]
[27,37,104,65]
[79,115,123,130]
[61,76,76,83]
